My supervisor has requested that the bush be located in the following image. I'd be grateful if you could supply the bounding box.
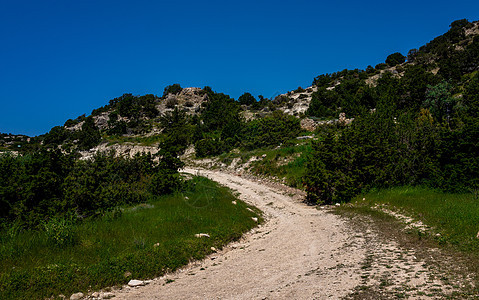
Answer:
[43,217,77,248]
[195,138,225,158]
[238,92,256,106]
[163,84,183,97]
[148,171,182,195]
[242,111,301,150]
[386,52,406,66]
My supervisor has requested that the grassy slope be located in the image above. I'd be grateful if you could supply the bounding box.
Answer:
[346,187,479,252]
[217,138,312,188]
[0,177,261,299]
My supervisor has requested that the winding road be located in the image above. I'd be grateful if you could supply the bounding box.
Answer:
[112,169,470,299]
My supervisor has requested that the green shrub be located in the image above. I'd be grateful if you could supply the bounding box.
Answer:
[43,217,77,248]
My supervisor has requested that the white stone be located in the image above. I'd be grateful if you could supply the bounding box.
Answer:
[128,279,145,287]
[101,292,115,299]
[70,292,84,300]
[194,233,210,238]
[251,217,258,222]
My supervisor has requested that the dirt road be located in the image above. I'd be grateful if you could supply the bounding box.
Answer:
[113,169,471,299]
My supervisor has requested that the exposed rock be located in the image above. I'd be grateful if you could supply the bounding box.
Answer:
[128,279,145,287]
[79,143,159,161]
[91,292,99,298]
[300,118,318,131]
[296,135,314,140]
[101,292,116,299]
[157,87,207,116]
[251,217,258,222]
[93,112,110,130]
[70,292,84,300]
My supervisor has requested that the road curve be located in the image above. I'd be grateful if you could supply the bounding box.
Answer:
[114,169,366,299]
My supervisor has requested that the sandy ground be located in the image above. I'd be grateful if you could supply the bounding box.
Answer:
[110,169,473,299]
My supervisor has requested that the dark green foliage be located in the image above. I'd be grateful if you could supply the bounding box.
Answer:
[77,116,101,150]
[238,92,256,106]
[375,63,388,70]
[307,77,377,118]
[242,111,301,150]
[0,177,260,300]
[386,52,406,66]
[201,89,241,132]
[163,83,183,97]
[437,120,479,192]
[312,74,333,87]
[62,152,154,218]
[0,149,183,230]
[400,65,439,110]
[64,119,78,127]
[423,81,457,123]
[0,150,74,228]
[306,88,339,117]
[194,138,225,158]
[464,73,479,118]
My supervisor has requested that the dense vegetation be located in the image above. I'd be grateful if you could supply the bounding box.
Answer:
[305,19,479,204]
[0,176,260,299]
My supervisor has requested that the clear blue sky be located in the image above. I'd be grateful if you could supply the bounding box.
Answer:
[1,0,479,136]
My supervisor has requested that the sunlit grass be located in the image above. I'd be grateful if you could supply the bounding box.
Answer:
[0,176,261,299]
[352,186,479,252]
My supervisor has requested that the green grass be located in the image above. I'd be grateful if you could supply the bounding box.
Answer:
[0,176,261,299]
[352,186,479,252]
[217,139,312,188]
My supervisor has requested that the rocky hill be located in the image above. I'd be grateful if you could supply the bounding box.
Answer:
[2,19,478,159]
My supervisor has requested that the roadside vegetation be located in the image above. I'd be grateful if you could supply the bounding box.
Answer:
[345,187,479,252]
[0,176,260,299]
[1,18,479,298]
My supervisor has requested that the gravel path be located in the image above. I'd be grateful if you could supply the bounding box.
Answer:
[111,169,472,299]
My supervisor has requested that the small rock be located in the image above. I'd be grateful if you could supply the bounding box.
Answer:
[128,279,145,287]
[91,292,99,298]
[58,295,66,299]
[476,231,479,239]
[335,203,341,206]
[211,247,217,252]
[251,217,258,222]
[70,292,84,300]
[102,292,115,299]
[362,198,366,201]
[232,201,237,205]
[195,233,210,238]
[247,208,254,213]
[153,243,160,247]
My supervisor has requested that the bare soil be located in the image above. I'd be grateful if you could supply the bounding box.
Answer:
[109,169,475,299]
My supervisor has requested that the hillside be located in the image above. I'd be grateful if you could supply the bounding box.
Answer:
[2,20,477,161]
[2,18,479,300]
